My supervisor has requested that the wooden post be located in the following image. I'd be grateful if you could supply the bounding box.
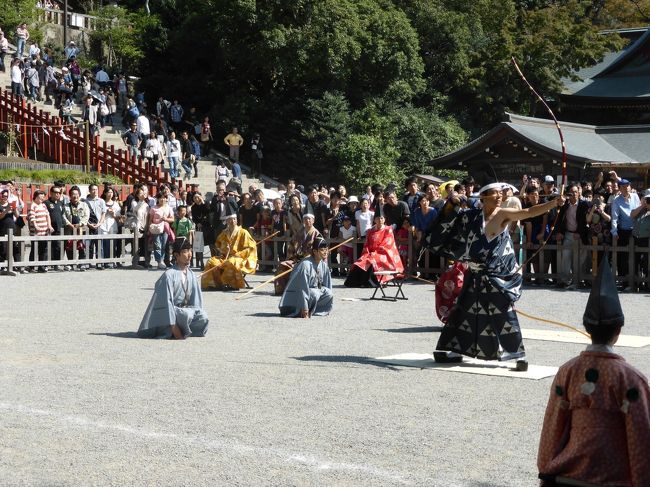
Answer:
[94,134,100,173]
[4,229,17,276]
[85,121,90,173]
[627,239,635,290]
[22,120,27,160]
[572,238,580,284]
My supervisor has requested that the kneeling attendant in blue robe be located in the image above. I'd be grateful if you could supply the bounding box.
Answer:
[138,237,209,339]
[279,236,333,318]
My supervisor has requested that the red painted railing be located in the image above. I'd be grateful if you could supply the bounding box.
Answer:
[0,88,173,188]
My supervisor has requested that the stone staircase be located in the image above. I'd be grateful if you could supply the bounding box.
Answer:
[0,53,278,194]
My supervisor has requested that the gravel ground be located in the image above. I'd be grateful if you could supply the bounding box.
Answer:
[1,270,649,486]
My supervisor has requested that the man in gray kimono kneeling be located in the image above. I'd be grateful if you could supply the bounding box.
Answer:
[279,236,333,318]
[138,237,209,339]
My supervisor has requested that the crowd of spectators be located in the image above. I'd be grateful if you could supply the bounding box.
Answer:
[2,171,648,292]
[5,25,116,139]
[510,171,649,292]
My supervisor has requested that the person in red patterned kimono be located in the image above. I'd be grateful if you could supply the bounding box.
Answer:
[344,213,404,287]
[537,257,650,487]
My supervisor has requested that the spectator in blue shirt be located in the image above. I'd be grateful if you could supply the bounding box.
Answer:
[412,195,438,242]
[610,178,641,287]
[231,158,242,179]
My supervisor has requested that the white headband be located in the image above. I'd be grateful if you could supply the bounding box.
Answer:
[478,182,503,195]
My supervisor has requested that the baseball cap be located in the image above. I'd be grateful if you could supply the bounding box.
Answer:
[502,183,519,194]
[618,178,630,185]
[347,196,359,203]
[544,175,554,184]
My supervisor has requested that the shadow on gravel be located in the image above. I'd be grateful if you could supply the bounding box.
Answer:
[88,332,140,339]
[293,355,400,370]
[378,326,442,333]
[247,312,281,317]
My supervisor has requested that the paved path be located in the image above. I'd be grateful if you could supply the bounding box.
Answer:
[1,270,648,486]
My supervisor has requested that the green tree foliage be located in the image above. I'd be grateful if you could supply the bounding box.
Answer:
[0,0,37,39]
[338,134,402,193]
[299,92,352,171]
[89,5,164,73]
[388,104,468,175]
[94,0,632,187]
[400,0,622,127]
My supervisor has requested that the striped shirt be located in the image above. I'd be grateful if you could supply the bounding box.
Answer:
[28,202,51,236]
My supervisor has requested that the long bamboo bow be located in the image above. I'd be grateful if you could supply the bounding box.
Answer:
[511,57,568,273]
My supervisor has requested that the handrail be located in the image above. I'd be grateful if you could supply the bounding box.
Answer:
[37,7,98,31]
[0,228,138,274]
[251,233,650,290]
[2,230,648,290]
[0,88,173,188]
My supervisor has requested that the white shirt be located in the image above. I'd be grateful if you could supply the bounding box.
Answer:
[215,166,231,185]
[99,200,121,233]
[136,115,150,136]
[167,194,179,215]
[355,209,374,237]
[11,65,22,83]
[167,139,181,158]
[340,225,356,247]
[145,137,162,155]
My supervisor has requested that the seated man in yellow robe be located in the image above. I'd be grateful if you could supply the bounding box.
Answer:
[202,214,257,290]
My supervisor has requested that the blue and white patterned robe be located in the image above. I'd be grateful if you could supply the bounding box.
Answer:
[428,205,525,361]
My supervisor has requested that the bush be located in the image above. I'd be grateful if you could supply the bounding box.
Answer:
[0,168,124,185]
[337,134,402,193]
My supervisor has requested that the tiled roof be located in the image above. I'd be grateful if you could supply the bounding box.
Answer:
[562,27,650,98]
[431,113,650,166]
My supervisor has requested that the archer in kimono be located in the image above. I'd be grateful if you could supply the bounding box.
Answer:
[202,213,257,290]
[137,237,209,339]
[279,236,333,318]
[428,181,564,371]
[537,257,650,487]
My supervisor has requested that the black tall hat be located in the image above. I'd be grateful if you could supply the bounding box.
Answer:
[583,256,624,327]
[313,236,328,250]
[172,237,192,254]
